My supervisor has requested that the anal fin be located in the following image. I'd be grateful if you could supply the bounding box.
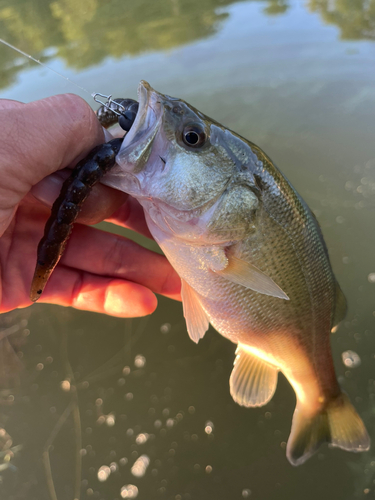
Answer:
[230,345,278,407]
[181,279,210,343]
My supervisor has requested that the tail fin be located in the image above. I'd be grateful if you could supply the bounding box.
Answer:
[286,393,370,466]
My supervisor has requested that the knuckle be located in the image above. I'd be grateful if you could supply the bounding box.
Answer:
[60,95,96,134]
[54,93,91,119]
[46,94,101,142]
[41,93,104,165]
[70,270,85,305]
[160,265,180,296]
[104,235,130,276]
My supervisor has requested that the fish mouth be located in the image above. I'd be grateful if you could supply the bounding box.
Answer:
[116,80,162,164]
[101,81,163,195]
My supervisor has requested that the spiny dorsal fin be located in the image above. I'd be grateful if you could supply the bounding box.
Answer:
[216,255,289,300]
[181,279,210,343]
[230,345,278,407]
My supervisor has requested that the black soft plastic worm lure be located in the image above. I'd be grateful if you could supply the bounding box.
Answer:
[29,98,139,302]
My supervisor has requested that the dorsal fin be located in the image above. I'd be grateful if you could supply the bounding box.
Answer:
[230,345,278,407]
[181,279,210,343]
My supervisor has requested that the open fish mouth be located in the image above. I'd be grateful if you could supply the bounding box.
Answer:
[116,80,163,165]
[100,81,163,195]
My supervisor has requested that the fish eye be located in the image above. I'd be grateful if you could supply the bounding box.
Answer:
[182,124,207,148]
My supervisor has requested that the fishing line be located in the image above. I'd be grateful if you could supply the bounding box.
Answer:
[0,38,92,96]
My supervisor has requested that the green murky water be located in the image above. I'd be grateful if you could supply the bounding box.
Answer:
[1,0,375,498]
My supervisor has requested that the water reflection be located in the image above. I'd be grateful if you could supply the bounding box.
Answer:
[1,0,375,95]
[309,0,375,40]
[0,314,26,391]
[0,0,245,89]
[0,304,235,499]
[1,0,375,90]
[263,0,289,15]
[0,311,29,479]
[2,0,374,93]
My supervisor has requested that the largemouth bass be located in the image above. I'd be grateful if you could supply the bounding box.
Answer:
[32,81,370,466]
[100,81,371,465]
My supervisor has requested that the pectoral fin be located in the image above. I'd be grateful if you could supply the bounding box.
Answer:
[217,255,289,300]
[230,345,278,407]
[181,279,210,343]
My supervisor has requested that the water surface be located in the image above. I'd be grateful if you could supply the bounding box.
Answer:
[1,1,375,499]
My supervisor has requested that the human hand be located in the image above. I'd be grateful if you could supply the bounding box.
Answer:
[0,95,181,316]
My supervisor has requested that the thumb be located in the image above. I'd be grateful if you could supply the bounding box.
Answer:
[0,94,105,205]
[0,94,105,234]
